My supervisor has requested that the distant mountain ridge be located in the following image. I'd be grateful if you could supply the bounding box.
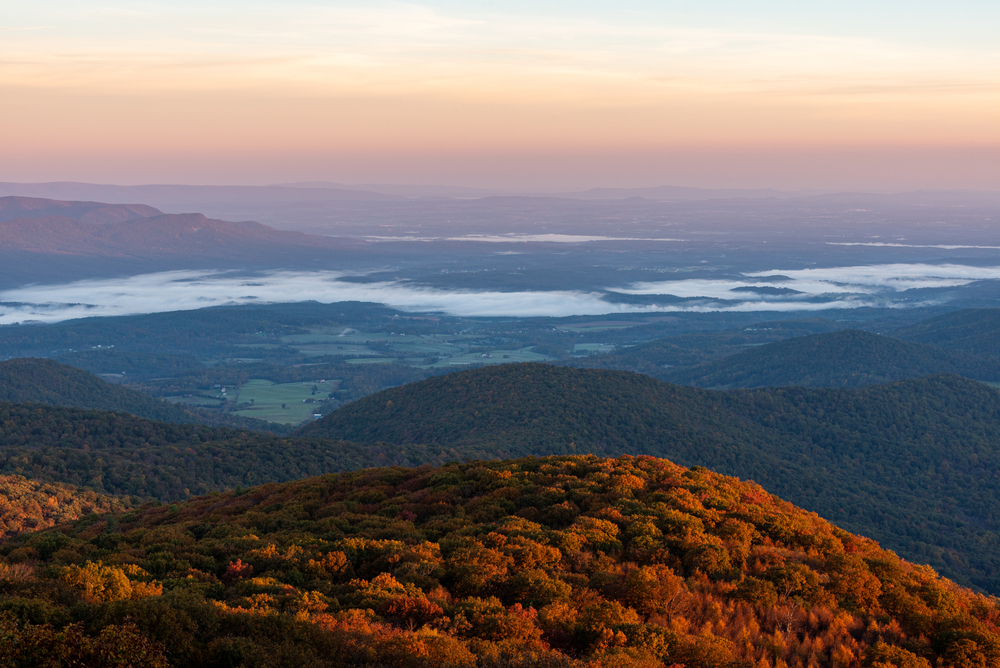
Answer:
[0,196,161,223]
[894,308,1000,358]
[661,328,1000,388]
[0,183,400,207]
[0,196,372,286]
[0,208,361,259]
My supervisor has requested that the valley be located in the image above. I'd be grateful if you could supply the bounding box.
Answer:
[2,193,1000,666]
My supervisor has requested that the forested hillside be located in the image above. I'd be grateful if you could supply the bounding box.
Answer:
[0,402,447,500]
[0,358,289,433]
[0,475,132,539]
[2,455,996,668]
[568,319,848,379]
[301,363,1000,592]
[894,308,1000,357]
[660,329,1000,388]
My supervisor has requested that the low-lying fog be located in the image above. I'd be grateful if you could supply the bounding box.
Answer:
[3,262,1000,325]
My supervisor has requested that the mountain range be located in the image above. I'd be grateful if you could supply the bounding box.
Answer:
[0,195,370,287]
[659,329,1000,388]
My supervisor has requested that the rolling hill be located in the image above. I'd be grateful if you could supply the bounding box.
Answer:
[894,308,1000,358]
[568,319,851,379]
[1,455,996,667]
[0,196,371,287]
[8,357,1000,592]
[660,329,1000,388]
[0,358,288,432]
[0,401,441,499]
[300,362,1000,592]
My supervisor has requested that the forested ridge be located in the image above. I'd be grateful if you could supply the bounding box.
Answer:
[0,402,463,500]
[300,363,1000,592]
[2,455,997,667]
[568,319,849,379]
[894,308,1000,357]
[659,329,1000,388]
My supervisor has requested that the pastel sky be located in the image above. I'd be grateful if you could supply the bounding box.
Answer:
[2,1,998,189]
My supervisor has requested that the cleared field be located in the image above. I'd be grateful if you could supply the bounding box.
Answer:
[558,323,638,332]
[573,343,615,353]
[234,379,335,424]
[289,333,461,359]
[438,348,550,366]
[295,344,381,357]
[165,396,225,408]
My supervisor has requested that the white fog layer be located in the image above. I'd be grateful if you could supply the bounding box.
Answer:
[1,263,997,325]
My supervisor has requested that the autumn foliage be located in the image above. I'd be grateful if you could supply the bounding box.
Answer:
[0,454,997,667]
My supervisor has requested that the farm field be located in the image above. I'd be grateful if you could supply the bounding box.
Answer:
[283,328,482,362]
[573,343,616,353]
[234,378,336,424]
[165,395,225,408]
[438,347,550,366]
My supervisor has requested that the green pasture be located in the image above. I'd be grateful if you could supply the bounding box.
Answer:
[559,324,638,332]
[438,347,550,366]
[294,344,382,357]
[234,379,334,424]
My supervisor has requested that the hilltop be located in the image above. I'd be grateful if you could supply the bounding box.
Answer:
[300,363,1000,592]
[661,329,1000,388]
[0,358,287,432]
[1,455,996,667]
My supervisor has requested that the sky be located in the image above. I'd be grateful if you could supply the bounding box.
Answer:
[2,1,998,189]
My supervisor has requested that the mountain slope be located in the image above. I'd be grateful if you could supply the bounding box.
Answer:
[0,474,132,539]
[0,358,287,432]
[661,329,1000,388]
[0,196,374,287]
[894,308,1000,357]
[300,363,1000,592]
[0,212,364,259]
[2,455,996,667]
[0,401,438,499]
[568,319,849,378]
